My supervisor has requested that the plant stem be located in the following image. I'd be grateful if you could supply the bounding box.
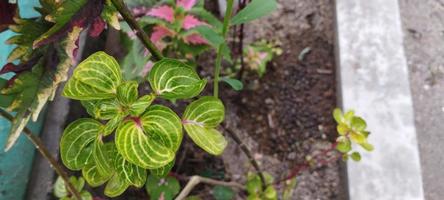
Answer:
[237,0,248,79]
[0,109,82,200]
[175,175,244,200]
[213,0,235,97]
[222,125,267,190]
[110,0,163,61]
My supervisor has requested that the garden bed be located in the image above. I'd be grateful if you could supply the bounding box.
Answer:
[35,0,344,199]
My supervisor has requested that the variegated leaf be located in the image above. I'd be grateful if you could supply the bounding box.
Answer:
[183,124,227,155]
[150,159,175,178]
[82,159,111,187]
[148,59,206,100]
[104,174,130,197]
[81,99,121,120]
[101,114,124,136]
[182,96,225,127]
[129,94,155,116]
[140,105,183,151]
[93,140,116,177]
[60,118,101,170]
[116,81,138,105]
[183,96,227,155]
[115,120,174,169]
[114,153,147,188]
[73,51,122,94]
[63,77,115,100]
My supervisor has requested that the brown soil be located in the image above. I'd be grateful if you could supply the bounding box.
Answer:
[214,0,344,199]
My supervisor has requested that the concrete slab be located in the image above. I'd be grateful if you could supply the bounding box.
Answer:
[398,1,444,199]
[335,0,424,199]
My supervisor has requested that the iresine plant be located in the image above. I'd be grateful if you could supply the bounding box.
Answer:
[53,176,92,200]
[59,51,227,197]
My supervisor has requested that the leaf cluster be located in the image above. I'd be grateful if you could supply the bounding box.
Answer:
[333,108,374,161]
[60,51,227,197]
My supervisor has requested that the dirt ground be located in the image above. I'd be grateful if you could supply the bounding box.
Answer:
[216,0,344,199]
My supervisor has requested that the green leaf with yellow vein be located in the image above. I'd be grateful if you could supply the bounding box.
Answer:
[102,114,124,136]
[182,96,227,155]
[129,94,155,116]
[60,118,101,170]
[81,99,121,120]
[148,58,206,100]
[116,81,138,105]
[183,124,227,155]
[104,173,130,198]
[115,120,175,169]
[114,152,147,188]
[93,140,116,177]
[182,96,225,128]
[63,76,115,100]
[73,51,123,94]
[140,105,183,151]
[150,160,175,178]
[82,159,111,187]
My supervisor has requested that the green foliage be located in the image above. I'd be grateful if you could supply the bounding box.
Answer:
[183,96,227,155]
[53,176,92,200]
[145,175,180,200]
[231,0,277,25]
[333,108,374,161]
[246,173,277,200]
[221,77,243,91]
[212,186,235,200]
[59,52,227,197]
[148,59,206,100]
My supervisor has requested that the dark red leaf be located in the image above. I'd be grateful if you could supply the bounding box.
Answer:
[0,56,40,75]
[0,1,17,32]
[88,17,106,37]
[34,0,105,48]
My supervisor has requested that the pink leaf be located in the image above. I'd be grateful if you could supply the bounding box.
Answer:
[177,0,197,10]
[182,15,207,30]
[147,5,174,23]
[183,34,207,45]
[150,26,174,43]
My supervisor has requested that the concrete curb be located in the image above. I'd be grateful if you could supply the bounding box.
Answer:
[335,0,424,199]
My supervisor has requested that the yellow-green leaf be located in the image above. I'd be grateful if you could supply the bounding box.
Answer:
[182,96,227,155]
[114,153,147,188]
[104,174,130,197]
[116,81,138,105]
[73,51,122,94]
[82,159,111,187]
[140,105,183,151]
[129,94,155,116]
[115,120,174,169]
[60,118,101,170]
[183,124,227,155]
[148,58,206,100]
[150,160,175,178]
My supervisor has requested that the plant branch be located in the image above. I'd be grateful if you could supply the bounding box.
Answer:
[110,0,163,61]
[213,0,235,97]
[175,175,244,200]
[237,0,249,79]
[221,125,267,190]
[0,109,82,200]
